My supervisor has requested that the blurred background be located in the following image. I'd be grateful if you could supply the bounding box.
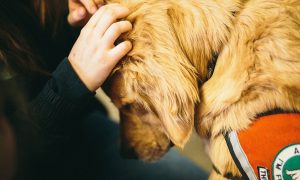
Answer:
[96,89,213,173]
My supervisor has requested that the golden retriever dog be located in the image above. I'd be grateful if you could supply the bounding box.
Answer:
[104,0,300,179]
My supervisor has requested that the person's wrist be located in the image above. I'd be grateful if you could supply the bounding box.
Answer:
[68,58,97,92]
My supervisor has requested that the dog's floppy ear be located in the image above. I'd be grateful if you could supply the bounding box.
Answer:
[105,63,198,148]
[104,0,201,148]
[126,58,199,148]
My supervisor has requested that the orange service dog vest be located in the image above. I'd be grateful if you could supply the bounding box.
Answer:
[225,113,300,180]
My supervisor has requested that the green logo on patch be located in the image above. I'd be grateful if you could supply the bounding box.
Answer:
[272,143,300,180]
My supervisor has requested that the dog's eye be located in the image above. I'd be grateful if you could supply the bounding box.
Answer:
[135,103,148,116]
[121,104,132,112]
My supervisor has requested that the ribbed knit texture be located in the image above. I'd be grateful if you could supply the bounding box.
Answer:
[30,58,95,137]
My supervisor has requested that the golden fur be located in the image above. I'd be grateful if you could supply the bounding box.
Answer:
[104,0,300,178]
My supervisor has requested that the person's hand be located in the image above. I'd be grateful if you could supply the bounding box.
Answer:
[68,4,132,92]
[68,0,105,26]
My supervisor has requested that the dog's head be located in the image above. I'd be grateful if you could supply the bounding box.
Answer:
[105,0,233,161]
[107,58,199,161]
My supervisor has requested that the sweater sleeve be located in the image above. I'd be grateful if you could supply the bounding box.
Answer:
[30,57,95,138]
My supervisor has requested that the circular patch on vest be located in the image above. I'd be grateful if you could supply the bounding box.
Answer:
[272,143,300,180]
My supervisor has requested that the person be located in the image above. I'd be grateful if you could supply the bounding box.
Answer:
[0,0,208,179]
[0,81,18,180]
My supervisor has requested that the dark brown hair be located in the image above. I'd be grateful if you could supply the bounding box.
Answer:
[0,0,67,76]
[33,0,68,35]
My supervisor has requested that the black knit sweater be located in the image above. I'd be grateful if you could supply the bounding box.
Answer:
[0,0,107,179]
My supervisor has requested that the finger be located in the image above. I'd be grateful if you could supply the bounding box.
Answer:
[68,7,87,26]
[84,4,111,28]
[94,5,130,36]
[80,0,98,14]
[83,4,129,35]
[94,0,105,8]
[109,41,132,64]
[102,21,132,46]
[69,0,83,11]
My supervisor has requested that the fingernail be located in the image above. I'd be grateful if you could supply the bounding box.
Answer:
[78,8,86,17]
[91,6,97,14]
[126,41,133,50]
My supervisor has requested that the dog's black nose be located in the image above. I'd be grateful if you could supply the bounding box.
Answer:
[120,146,138,159]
